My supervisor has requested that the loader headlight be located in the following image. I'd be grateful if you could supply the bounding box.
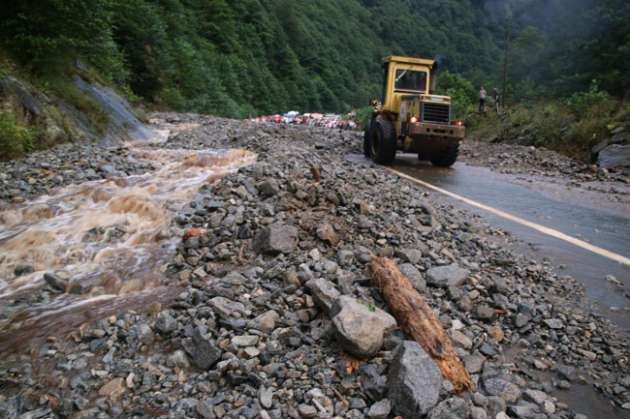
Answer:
[410,116,418,124]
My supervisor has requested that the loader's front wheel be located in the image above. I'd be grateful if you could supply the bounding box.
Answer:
[370,120,396,165]
[430,143,459,167]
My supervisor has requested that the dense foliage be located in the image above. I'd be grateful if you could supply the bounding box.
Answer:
[1,0,628,118]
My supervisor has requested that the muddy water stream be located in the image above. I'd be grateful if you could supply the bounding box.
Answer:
[0,126,255,353]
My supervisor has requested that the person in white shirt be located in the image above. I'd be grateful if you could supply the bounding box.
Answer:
[479,86,487,113]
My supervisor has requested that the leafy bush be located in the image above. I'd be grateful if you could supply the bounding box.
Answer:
[438,71,476,119]
[0,112,35,159]
[565,80,615,116]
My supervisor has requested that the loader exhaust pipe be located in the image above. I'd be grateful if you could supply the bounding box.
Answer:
[429,55,445,94]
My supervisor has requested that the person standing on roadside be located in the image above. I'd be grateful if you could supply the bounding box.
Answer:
[479,86,487,113]
[493,87,501,113]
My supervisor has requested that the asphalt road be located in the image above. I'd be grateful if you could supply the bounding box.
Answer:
[389,155,630,332]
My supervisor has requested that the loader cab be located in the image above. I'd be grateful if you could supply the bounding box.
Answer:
[381,56,434,115]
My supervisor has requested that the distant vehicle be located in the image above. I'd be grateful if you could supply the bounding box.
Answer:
[364,55,465,167]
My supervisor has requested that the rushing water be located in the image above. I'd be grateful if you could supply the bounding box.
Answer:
[0,126,255,351]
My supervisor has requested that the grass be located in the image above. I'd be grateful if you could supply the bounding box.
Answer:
[0,112,36,159]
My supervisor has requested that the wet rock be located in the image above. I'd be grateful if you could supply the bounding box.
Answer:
[367,399,391,419]
[399,263,426,292]
[482,376,522,403]
[429,397,470,419]
[306,277,340,314]
[253,223,299,254]
[426,264,469,288]
[387,341,443,417]
[183,329,222,370]
[331,296,397,357]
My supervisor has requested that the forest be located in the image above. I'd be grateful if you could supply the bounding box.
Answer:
[1,0,628,119]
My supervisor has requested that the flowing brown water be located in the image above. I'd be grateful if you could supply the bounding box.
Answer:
[0,128,255,352]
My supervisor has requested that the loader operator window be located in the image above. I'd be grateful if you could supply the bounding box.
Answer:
[395,69,427,92]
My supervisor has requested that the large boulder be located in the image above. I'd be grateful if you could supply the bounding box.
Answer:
[253,223,299,254]
[388,341,443,417]
[597,144,630,168]
[426,263,469,288]
[331,296,397,357]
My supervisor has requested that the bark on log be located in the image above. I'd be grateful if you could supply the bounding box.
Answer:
[369,256,473,392]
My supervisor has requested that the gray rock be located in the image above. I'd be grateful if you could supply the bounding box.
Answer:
[210,296,245,318]
[247,310,279,332]
[482,376,522,403]
[331,296,397,357]
[306,278,340,314]
[428,397,470,419]
[317,223,339,246]
[544,318,564,329]
[426,264,469,288]
[367,399,391,419]
[388,341,443,417]
[397,248,423,264]
[399,263,426,292]
[183,329,222,370]
[259,387,273,409]
[258,179,279,197]
[464,353,486,374]
[471,406,488,419]
[475,304,496,321]
[597,144,630,168]
[232,335,259,347]
[298,404,317,418]
[154,311,178,334]
[253,223,298,254]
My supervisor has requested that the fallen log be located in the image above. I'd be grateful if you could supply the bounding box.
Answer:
[369,256,473,392]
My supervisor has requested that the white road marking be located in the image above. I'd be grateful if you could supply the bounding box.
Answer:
[388,167,630,267]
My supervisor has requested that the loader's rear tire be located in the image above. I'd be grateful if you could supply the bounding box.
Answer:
[370,120,396,165]
[430,143,459,167]
[363,120,372,157]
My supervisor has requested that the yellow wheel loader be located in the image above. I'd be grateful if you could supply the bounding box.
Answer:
[364,56,465,166]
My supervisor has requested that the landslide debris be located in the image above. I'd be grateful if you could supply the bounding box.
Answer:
[0,114,628,419]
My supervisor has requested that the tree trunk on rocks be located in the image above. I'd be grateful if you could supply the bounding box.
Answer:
[369,256,473,392]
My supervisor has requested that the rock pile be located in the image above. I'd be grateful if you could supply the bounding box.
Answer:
[0,114,628,418]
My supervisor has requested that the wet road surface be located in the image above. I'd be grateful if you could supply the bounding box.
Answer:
[389,155,630,331]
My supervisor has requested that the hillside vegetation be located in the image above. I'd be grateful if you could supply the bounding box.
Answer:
[0,0,628,159]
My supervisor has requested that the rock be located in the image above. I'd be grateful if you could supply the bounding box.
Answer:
[232,335,259,347]
[597,144,630,168]
[514,313,530,328]
[451,329,473,349]
[259,387,273,409]
[523,389,548,405]
[43,272,68,292]
[387,341,443,417]
[306,277,340,314]
[154,311,178,333]
[397,248,423,264]
[316,223,339,246]
[297,404,317,418]
[367,399,391,419]
[482,376,522,403]
[98,377,125,400]
[210,296,245,318]
[426,264,469,288]
[331,296,397,357]
[464,353,486,374]
[471,406,488,419]
[258,179,279,197]
[544,318,564,329]
[399,263,426,292]
[13,264,34,277]
[253,223,298,254]
[475,304,496,322]
[428,397,470,419]
[248,310,279,332]
[183,329,222,369]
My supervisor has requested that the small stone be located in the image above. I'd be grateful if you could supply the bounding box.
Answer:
[426,264,469,288]
[154,311,178,333]
[253,223,299,254]
[248,310,279,332]
[482,376,521,403]
[298,404,317,418]
[397,248,423,264]
[98,377,125,400]
[428,397,470,419]
[399,263,426,292]
[471,406,488,419]
[475,305,496,321]
[43,272,68,292]
[306,278,340,314]
[451,329,473,349]
[259,387,273,409]
[232,335,259,347]
[544,318,564,329]
[367,399,391,419]
[258,179,279,197]
[317,223,339,246]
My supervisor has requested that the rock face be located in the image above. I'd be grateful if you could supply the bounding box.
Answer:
[597,144,630,168]
[426,264,469,288]
[331,296,397,357]
[387,341,443,417]
[252,223,299,254]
